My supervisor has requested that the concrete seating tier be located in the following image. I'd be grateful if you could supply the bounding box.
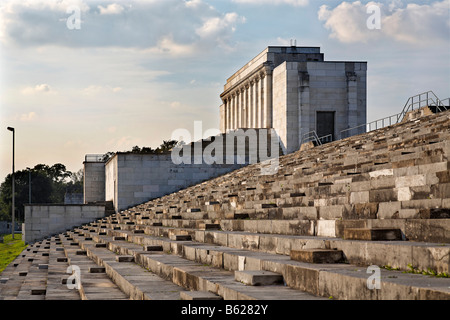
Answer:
[122,112,450,246]
[56,223,449,299]
[2,109,450,300]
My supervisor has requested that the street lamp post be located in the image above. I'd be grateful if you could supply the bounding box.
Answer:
[27,167,32,204]
[7,127,15,239]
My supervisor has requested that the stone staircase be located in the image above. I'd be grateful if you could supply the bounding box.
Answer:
[1,109,449,300]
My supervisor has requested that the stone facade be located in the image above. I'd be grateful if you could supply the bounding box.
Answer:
[23,204,107,243]
[104,152,243,212]
[83,159,105,204]
[220,46,367,154]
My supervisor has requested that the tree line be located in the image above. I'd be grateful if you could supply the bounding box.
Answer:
[0,164,83,223]
[102,139,180,161]
[0,139,180,223]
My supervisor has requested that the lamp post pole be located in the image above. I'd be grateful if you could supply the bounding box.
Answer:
[7,127,15,239]
[27,167,31,204]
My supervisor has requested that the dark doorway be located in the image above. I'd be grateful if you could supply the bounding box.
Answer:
[316,111,335,141]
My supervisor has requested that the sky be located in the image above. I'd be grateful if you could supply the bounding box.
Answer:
[0,0,449,181]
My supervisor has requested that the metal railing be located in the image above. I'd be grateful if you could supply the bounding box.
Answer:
[396,91,446,123]
[301,131,332,146]
[340,112,402,140]
[437,98,449,109]
[84,154,106,162]
[340,91,449,141]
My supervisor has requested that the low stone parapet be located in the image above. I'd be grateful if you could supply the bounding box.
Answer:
[23,204,108,244]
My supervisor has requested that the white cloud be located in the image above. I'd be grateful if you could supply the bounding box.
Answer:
[170,101,182,109]
[146,35,197,57]
[64,139,87,148]
[98,3,124,15]
[82,85,103,96]
[383,1,450,44]
[106,135,143,150]
[0,0,245,56]
[196,12,245,38]
[318,0,450,45]
[81,85,122,96]
[107,126,117,134]
[232,0,308,6]
[19,111,37,122]
[21,83,54,95]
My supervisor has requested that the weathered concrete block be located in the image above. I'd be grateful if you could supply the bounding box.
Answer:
[290,249,344,264]
[116,255,134,262]
[316,220,336,237]
[234,270,283,286]
[89,267,106,273]
[395,175,426,188]
[343,228,402,241]
[180,291,223,300]
[169,234,192,241]
[144,245,163,251]
[350,191,370,204]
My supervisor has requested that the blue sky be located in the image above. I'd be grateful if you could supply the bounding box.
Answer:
[0,0,449,180]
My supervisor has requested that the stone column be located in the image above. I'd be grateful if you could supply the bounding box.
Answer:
[233,93,237,130]
[251,79,257,128]
[239,88,244,128]
[223,100,228,132]
[229,95,233,130]
[249,82,254,128]
[244,85,249,128]
[260,73,266,128]
[255,77,260,128]
[240,87,244,128]
[262,68,273,128]
[228,97,232,131]
[236,91,241,129]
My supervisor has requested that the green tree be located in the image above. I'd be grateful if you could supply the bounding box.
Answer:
[0,163,77,223]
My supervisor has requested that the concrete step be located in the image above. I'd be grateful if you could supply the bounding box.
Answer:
[59,235,129,300]
[343,228,403,241]
[75,227,450,300]
[15,241,49,300]
[93,222,449,273]
[1,243,48,300]
[67,234,187,300]
[45,237,81,300]
[235,270,284,286]
[70,229,323,300]
[180,290,223,300]
[290,249,344,264]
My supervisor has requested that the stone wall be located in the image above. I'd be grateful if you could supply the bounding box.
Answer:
[272,61,367,154]
[83,161,105,203]
[105,152,243,212]
[23,204,107,244]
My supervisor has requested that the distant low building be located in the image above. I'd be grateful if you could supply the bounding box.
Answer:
[64,193,83,205]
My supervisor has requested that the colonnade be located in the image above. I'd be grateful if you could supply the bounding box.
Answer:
[221,68,272,131]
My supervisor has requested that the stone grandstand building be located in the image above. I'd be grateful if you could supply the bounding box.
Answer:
[83,46,367,212]
[7,45,450,301]
[219,46,367,154]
